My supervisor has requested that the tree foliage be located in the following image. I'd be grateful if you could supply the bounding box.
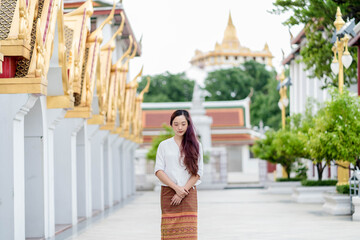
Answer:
[288,101,329,180]
[146,125,174,161]
[138,72,194,102]
[251,129,301,178]
[272,0,360,88]
[309,88,360,165]
[204,61,282,129]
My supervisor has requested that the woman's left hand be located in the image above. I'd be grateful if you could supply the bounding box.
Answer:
[170,194,183,206]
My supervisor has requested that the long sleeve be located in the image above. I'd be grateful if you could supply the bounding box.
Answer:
[197,143,204,178]
[154,142,165,174]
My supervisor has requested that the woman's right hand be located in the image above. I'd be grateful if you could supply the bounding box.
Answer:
[175,186,189,198]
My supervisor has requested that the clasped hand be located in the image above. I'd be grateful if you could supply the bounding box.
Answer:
[170,186,189,206]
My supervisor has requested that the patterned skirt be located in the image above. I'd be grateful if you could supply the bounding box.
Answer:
[161,186,198,239]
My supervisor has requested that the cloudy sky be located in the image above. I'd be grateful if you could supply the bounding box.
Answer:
[123,0,303,80]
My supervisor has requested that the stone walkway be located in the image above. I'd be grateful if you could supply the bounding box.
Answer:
[66,189,360,240]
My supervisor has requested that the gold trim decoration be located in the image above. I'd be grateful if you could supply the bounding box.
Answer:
[47,95,74,109]
[64,0,94,95]
[96,11,125,123]
[104,35,133,130]
[121,66,142,138]
[133,76,150,143]
[0,77,47,94]
[87,114,104,125]
[65,106,91,118]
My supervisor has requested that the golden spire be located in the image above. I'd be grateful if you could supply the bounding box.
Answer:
[263,42,269,52]
[221,11,240,50]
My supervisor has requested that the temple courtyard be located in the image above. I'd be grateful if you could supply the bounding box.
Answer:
[56,188,360,240]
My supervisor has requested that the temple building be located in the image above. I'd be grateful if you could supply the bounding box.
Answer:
[190,13,273,72]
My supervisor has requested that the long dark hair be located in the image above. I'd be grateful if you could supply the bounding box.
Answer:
[170,110,199,176]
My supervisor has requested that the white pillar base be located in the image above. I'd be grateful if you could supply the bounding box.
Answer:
[352,197,360,221]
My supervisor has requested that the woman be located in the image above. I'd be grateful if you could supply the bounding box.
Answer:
[154,109,203,240]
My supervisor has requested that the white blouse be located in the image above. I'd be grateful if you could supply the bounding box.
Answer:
[154,137,204,187]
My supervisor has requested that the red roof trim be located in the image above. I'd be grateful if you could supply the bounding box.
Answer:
[349,32,360,46]
[291,28,305,45]
[282,46,300,65]
[92,9,123,16]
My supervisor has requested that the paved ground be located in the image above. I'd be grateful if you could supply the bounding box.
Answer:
[66,189,360,240]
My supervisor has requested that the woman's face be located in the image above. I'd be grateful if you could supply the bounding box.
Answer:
[172,115,188,137]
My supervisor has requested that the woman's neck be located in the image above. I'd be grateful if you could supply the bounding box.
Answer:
[174,135,183,143]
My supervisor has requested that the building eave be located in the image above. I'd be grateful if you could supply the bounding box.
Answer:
[349,22,360,46]
[141,99,250,110]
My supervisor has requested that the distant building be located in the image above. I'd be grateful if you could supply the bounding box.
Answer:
[190,13,273,72]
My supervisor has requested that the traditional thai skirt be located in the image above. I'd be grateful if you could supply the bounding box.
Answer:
[161,186,198,239]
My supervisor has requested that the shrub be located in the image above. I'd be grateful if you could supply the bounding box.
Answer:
[276,177,303,182]
[301,179,337,186]
[336,184,349,194]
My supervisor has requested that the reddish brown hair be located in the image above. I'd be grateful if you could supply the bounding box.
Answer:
[170,110,199,176]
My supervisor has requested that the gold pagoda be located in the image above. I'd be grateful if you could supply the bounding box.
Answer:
[190,13,273,69]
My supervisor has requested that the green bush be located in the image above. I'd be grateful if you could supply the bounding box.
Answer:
[301,179,337,186]
[276,177,303,182]
[336,184,349,194]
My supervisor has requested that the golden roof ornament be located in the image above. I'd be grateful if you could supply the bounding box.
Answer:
[221,12,240,50]
[88,0,116,43]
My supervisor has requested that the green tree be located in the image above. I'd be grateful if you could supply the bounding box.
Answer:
[272,0,360,88]
[252,129,300,179]
[309,88,360,167]
[146,125,174,161]
[204,61,282,129]
[204,67,253,101]
[251,78,283,129]
[288,101,329,181]
[138,72,194,102]
[273,129,304,178]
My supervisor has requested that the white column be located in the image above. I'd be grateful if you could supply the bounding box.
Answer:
[119,140,125,201]
[104,134,117,207]
[0,94,37,240]
[289,61,295,115]
[121,140,131,199]
[130,143,139,195]
[89,127,108,212]
[54,118,83,226]
[331,163,337,179]
[322,161,329,180]
[47,108,67,237]
[112,137,124,203]
[298,62,304,113]
[313,77,319,112]
[307,161,314,180]
[24,96,50,238]
[76,122,92,218]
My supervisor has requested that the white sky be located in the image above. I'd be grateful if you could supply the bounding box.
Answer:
[123,0,303,80]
